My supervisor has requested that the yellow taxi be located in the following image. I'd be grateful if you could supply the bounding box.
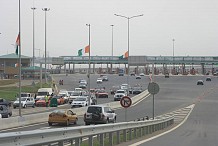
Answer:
[48,109,78,126]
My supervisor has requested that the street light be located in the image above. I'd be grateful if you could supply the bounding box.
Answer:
[114,14,143,93]
[86,24,91,105]
[110,24,114,73]
[31,7,36,80]
[172,39,175,70]
[42,7,50,84]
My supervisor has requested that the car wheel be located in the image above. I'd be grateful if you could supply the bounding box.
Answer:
[13,106,16,109]
[85,122,90,125]
[23,104,27,108]
[105,119,109,124]
[74,118,78,125]
[48,122,52,126]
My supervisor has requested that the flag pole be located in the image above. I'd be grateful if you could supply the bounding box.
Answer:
[18,0,22,117]
[86,24,91,105]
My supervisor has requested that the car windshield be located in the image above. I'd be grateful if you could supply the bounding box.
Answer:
[38,92,48,96]
[70,92,80,96]
[21,98,27,101]
[116,90,125,93]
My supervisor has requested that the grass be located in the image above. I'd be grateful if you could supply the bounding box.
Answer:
[0,79,18,86]
[0,82,52,101]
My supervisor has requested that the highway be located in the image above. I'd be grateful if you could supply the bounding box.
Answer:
[2,74,217,139]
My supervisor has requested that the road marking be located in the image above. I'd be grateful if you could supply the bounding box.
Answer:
[129,104,195,146]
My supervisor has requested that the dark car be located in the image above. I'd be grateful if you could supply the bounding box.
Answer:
[79,83,87,89]
[206,77,211,81]
[102,76,108,81]
[0,105,12,118]
[197,80,204,85]
[165,73,169,78]
[110,86,120,94]
[132,87,143,94]
[96,90,109,98]
[0,98,12,107]
[136,76,141,79]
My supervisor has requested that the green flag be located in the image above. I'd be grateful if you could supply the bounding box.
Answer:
[78,49,83,56]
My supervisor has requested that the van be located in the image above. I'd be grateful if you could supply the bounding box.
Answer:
[36,88,54,99]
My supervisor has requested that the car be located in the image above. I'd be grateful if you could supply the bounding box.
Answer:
[68,91,81,104]
[102,76,108,81]
[35,97,47,107]
[136,76,141,79]
[206,77,211,81]
[0,105,12,118]
[13,97,35,109]
[165,73,170,78]
[114,93,125,101]
[79,83,87,89]
[95,90,109,98]
[110,86,120,94]
[71,96,89,108]
[51,95,65,105]
[79,80,87,85]
[130,72,135,76]
[132,87,143,94]
[139,73,145,76]
[120,84,130,93]
[197,80,204,85]
[115,89,127,96]
[0,98,12,107]
[96,78,103,83]
[48,109,78,126]
[59,90,69,103]
[84,105,117,125]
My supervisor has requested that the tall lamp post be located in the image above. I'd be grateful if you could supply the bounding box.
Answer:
[31,7,36,80]
[110,25,114,73]
[114,14,143,93]
[172,39,175,72]
[86,24,91,105]
[42,7,50,84]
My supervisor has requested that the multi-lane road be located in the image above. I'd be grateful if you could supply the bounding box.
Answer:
[2,74,218,146]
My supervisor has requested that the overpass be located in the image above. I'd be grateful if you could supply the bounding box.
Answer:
[35,56,218,75]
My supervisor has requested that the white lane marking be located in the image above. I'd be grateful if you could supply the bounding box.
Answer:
[129,104,195,146]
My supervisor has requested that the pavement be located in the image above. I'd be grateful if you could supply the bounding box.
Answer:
[0,80,39,87]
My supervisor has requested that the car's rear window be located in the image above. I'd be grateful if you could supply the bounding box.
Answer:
[87,106,102,113]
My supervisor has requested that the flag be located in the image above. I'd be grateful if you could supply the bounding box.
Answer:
[124,51,128,58]
[15,33,20,55]
[85,45,90,53]
[77,45,90,56]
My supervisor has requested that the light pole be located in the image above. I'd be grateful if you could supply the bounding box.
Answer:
[172,38,175,71]
[110,24,114,73]
[42,7,50,84]
[86,24,91,105]
[114,14,143,93]
[31,6,36,80]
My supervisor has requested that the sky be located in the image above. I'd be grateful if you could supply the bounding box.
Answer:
[0,0,218,58]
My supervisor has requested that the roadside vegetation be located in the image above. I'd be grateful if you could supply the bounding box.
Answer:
[0,81,51,101]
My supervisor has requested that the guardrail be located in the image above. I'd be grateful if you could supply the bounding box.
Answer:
[0,114,174,146]
[0,90,150,130]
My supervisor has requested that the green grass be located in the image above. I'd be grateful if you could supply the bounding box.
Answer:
[0,79,18,86]
[0,82,52,101]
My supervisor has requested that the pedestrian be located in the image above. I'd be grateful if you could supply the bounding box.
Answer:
[61,80,64,85]
[45,94,49,107]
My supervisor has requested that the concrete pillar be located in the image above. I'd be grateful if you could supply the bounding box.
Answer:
[110,63,113,74]
[68,63,70,73]
[136,66,139,75]
[182,64,186,75]
[93,63,95,74]
[201,63,205,75]
[72,63,75,74]
[64,64,66,74]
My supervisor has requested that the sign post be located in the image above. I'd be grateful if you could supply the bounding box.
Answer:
[120,96,132,122]
[148,82,160,120]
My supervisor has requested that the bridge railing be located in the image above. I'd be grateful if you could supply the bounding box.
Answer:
[0,115,174,146]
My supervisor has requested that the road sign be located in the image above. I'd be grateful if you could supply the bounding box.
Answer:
[120,96,132,108]
[148,82,160,95]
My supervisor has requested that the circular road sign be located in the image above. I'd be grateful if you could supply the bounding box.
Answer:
[120,96,132,108]
[148,82,160,95]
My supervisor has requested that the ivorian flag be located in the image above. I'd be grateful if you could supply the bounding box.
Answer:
[124,51,128,58]
[15,33,20,55]
[77,45,90,56]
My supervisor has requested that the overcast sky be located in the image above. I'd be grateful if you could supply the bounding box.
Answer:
[0,0,218,58]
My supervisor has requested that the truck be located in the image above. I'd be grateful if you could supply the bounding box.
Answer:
[36,88,54,100]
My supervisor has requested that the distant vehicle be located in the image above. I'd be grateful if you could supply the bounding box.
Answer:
[165,73,170,78]
[84,105,117,125]
[130,72,135,76]
[114,93,125,101]
[116,89,127,96]
[59,90,69,103]
[139,73,145,76]
[110,86,120,94]
[206,77,211,81]
[36,88,53,99]
[71,96,89,108]
[35,97,47,107]
[197,80,204,85]
[48,109,78,126]
[79,83,87,89]
[0,105,12,118]
[120,84,130,92]
[13,97,35,109]
[52,95,65,105]
[79,80,88,85]
[132,87,143,94]
[118,69,125,76]
[136,76,141,79]
[68,91,81,104]
[102,76,108,81]
[74,88,83,92]
[96,90,109,98]
[96,78,103,83]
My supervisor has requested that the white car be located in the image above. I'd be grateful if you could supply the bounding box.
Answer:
[97,78,103,83]
[68,91,81,104]
[139,73,145,76]
[13,97,35,109]
[71,96,89,108]
[114,93,125,101]
[116,89,127,96]
[79,80,88,85]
